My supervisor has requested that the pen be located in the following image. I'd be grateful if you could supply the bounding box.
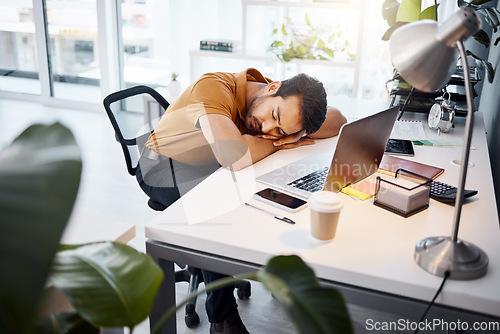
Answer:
[244,202,295,225]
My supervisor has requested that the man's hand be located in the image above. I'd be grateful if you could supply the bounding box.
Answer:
[259,129,315,149]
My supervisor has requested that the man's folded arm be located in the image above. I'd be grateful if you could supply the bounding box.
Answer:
[199,107,346,171]
[198,114,281,171]
[308,106,347,139]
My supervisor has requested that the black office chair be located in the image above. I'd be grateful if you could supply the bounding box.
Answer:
[103,85,250,328]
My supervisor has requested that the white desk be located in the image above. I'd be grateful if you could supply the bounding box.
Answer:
[146,109,500,333]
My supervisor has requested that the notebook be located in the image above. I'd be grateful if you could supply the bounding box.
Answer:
[255,106,400,199]
[378,155,445,180]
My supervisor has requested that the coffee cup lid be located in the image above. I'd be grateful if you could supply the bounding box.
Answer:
[308,191,343,212]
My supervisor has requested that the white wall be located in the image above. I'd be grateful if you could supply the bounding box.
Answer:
[477,1,500,219]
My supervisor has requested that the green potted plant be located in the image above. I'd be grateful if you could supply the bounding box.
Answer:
[269,14,355,62]
[0,123,353,333]
[167,72,182,98]
[0,123,164,333]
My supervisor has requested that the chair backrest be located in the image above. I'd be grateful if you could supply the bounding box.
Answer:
[103,85,169,176]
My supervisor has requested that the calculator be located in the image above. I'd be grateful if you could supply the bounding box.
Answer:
[430,180,478,203]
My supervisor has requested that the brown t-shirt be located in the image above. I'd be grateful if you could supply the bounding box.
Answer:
[146,68,271,165]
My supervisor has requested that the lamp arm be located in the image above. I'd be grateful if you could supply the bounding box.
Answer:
[451,40,475,242]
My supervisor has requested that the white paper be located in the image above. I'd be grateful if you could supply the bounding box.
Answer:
[390,120,427,140]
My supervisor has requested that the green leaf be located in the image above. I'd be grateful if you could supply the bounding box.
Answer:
[0,123,82,334]
[473,29,491,47]
[50,242,163,329]
[466,49,481,60]
[474,58,485,72]
[397,0,422,22]
[305,35,318,46]
[272,28,278,35]
[270,41,284,48]
[258,256,353,334]
[317,39,326,49]
[305,13,311,26]
[471,0,495,5]
[381,22,406,41]
[482,60,495,82]
[281,23,288,36]
[296,44,308,56]
[483,7,499,32]
[36,311,99,334]
[420,4,439,20]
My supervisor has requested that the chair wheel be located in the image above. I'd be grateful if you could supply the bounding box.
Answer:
[236,280,251,299]
[185,311,200,328]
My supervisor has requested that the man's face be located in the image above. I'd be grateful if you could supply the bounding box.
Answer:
[245,94,303,138]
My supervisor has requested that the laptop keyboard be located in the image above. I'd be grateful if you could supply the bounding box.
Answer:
[287,167,329,192]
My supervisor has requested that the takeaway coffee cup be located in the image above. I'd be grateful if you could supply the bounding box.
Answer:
[308,191,343,241]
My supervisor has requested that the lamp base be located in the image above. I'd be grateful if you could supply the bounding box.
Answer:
[414,236,488,280]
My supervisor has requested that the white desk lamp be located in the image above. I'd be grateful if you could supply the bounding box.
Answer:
[390,7,488,280]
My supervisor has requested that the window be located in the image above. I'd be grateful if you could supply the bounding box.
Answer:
[119,0,242,91]
[46,0,101,103]
[0,2,40,94]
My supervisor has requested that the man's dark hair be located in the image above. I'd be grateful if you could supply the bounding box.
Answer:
[272,73,327,135]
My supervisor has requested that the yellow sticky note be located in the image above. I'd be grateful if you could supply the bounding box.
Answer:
[342,186,373,200]
[341,180,377,200]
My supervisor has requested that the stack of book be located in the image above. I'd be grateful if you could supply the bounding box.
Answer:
[200,39,240,52]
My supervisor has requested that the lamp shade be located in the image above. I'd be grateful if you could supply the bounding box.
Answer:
[389,8,481,92]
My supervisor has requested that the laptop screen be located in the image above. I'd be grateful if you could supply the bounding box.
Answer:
[323,106,399,192]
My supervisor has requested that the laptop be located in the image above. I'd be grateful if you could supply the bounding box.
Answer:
[256,106,399,199]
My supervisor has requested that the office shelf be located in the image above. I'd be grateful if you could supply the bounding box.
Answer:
[389,66,480,117]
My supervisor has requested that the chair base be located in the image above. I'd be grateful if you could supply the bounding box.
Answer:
[175,266,204,328]
[235,280,251,299]
[148,198,167,211]
[175,266,252,328]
